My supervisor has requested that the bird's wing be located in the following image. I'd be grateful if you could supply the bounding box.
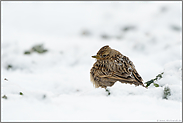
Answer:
[123,57,143,82]
[98,58,144,86]
[119,56,144,85]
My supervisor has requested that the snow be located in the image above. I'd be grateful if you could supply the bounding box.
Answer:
[1,1,182,122]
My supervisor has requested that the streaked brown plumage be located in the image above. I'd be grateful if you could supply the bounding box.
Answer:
[90,45,146,89]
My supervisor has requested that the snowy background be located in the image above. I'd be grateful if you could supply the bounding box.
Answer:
[1,1,182,122]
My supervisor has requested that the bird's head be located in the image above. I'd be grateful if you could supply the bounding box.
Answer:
[92,45,112,60]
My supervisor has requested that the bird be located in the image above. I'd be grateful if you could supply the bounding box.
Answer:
[90,45,146,89]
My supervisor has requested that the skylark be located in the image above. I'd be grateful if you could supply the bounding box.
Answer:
[90,45,146,89]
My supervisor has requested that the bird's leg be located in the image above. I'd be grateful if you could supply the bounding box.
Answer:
[105,88,111,96]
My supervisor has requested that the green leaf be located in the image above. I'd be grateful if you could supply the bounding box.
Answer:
[153,83,159,87]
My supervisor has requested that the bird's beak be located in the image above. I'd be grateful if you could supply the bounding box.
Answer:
[92,55,100,59]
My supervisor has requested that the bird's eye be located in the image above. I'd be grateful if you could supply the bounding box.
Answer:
[103,55,106,57]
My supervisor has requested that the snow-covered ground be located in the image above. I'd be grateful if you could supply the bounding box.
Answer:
[1,1,182,122]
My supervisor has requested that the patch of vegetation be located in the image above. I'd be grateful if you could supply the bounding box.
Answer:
[105,88,111,96]
[43,94,46,99]
[24,44,48,55]
[163,86,171,100]
[81,30,91,36]
[115,35,123,40]
[6,64,13,70]
[19,92,23,95]
[170,25,181,32]
[24,51,31,54]
[145,72,164,87]
[2,95,8,99]
[122,26,136,32]
[101,34,111,39]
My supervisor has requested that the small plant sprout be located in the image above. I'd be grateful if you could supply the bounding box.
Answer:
[19,92,23,95]
[163,86,171,99]
[145,72,164,87]
[2,95,8,99]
